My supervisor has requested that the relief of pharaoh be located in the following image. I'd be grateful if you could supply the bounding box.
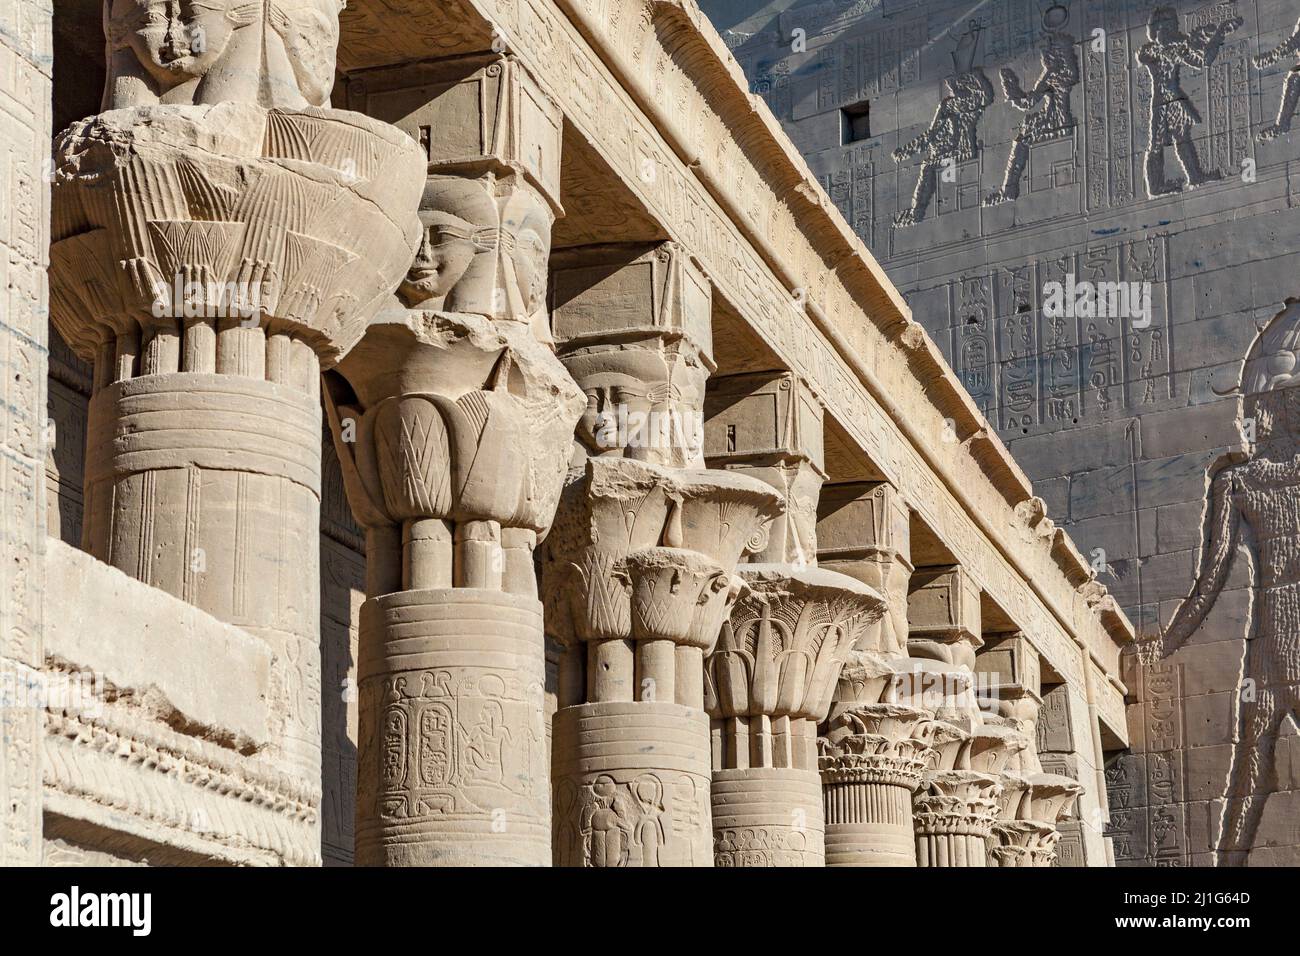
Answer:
[1256,15,1300,141]
[892,69,994,227]
[985,13,1079,206]
[1139,301,1300,865]
[103,0,345,109]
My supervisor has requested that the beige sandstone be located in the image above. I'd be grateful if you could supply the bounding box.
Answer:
[5,0,1137,869]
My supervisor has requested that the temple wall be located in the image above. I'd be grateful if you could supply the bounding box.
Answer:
[0,0,52,866]
[708,0,1300,865]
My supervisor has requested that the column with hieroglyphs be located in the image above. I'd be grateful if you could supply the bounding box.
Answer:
[544,243,783,867]
[47,0,427,857]
[702,372,887,867]
[0,0,52,866]
[330,53,584,866]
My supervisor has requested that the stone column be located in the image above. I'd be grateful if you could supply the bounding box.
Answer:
[986,709,1085,867]
[818,692,935,867]
[976,631,1091,866]
[912,717,1020,868]
[703,371,887,867]
[331,53,584,866]
[1037,679,1108,865]
[544,243,783,867]
[913,772,1001,866]
[0,0,51,866]
[47,0,427,856]
[708,570,884,866]
[817,481,912,658]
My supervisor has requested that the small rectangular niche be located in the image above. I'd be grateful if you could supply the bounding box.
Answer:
[841,100,871,144]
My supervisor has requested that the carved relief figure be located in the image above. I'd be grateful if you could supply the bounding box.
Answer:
[985,8,1079,206]
[398,174,554,346]
[1141,301,1300,865]
[103,0,346,110]
[893,22,993,227]
[1137,6,1242,197]
[463,699,512,786]
[1256,16,1300,141]
[631,775,668,867]
[581,775,634,867]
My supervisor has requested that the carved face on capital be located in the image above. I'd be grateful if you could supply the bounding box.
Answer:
[106,0,344,107]
[564,350,669,459]
[500,187,553,319]
[108,0,237,85]
[399,177,497,310]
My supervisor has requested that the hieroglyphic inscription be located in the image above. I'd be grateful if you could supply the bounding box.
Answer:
[1142,661,1188,866]
[945,235,1173,438]
[0,0,51,866]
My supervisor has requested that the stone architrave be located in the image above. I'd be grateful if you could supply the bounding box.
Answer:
[325,51,585,866]
[48,0,427,858]
[545,242,783,867]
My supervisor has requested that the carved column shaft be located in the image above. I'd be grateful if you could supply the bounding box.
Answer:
[50,4,427,839]
[819,702,934,867]
[546,243,782,867]
[336,52,580,866]
[702,375,889,866]
[913,770,1001,867]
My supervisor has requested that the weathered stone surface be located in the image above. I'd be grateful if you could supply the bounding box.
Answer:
[17,0,1139,872]
[709,0,1300,867]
